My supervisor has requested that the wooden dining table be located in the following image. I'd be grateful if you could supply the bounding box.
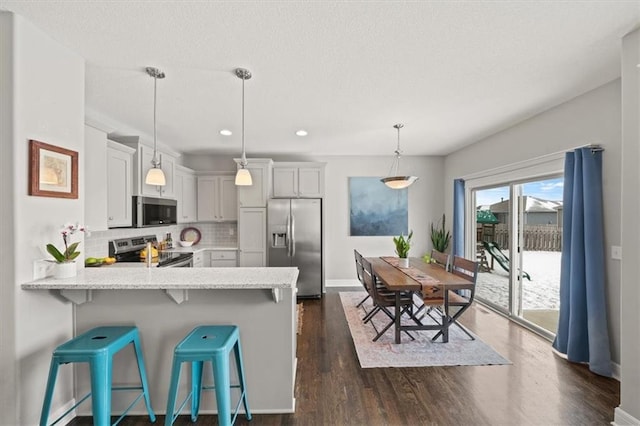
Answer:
[367,256,474,344]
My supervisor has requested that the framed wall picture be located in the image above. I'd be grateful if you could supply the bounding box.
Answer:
[29,140,78,199]
[349,176,408,236]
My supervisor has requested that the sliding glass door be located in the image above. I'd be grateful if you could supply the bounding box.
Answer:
[473,176,563,338]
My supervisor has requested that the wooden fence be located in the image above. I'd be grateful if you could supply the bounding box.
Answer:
[489,224,562,252]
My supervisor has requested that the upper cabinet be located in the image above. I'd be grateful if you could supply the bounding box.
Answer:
[84,125,109,231]
[197,174,237,222]
[176,165,197,223]
[139,144,176,198]
[106,141,135,228]
[110,136,178,199]
[272,162,326,198]
[234,158,273,207]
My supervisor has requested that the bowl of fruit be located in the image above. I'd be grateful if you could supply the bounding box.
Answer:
[85,257,116,267]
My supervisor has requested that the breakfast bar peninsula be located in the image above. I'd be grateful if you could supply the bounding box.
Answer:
[22,266,299,415]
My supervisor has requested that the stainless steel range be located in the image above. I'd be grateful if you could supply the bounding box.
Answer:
[108,235,193,267]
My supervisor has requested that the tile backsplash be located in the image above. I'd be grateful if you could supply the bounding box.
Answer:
[84,222,237,258]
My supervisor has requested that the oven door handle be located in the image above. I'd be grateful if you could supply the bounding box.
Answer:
[165,257,193,268]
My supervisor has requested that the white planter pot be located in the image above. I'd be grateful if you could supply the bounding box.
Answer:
[54,261,77,279]
[398,258,409,268]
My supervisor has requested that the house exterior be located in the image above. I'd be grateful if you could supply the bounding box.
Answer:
[488,196,563,225]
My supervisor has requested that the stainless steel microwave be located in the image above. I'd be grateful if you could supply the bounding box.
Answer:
[133,196,177,228]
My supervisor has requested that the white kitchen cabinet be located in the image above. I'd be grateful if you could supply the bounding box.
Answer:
[110,136,178,199]
[197,174,237,222]
[140,144,176,198]
[84,125,109,231]
[176,166,197,223]
[210,250,237,267]
[192,251,204,268]
[272,162,326,198]
[238,207,266,267]
[234,158,273,208]
[106,141,135,228]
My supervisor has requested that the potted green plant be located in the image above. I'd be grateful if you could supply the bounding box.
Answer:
[393,230,413,268]
[47,223,89,278]
[430,214,451,253]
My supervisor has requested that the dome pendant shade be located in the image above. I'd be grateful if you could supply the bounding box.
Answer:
[145,66,166,186]
[381,175,418,189]
[381,123,418,189]
[235,67,253,186]
[235,167,253,186]
[145,167,166,186]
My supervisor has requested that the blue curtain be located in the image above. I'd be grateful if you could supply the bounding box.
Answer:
[452,179,465,257]
[552,148,612,377]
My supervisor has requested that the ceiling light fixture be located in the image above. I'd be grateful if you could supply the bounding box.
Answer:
[235,68,253,186]
[381,123,418,189]
[220,129,232,136]
[296,130,308,137]
[144,66,166,186]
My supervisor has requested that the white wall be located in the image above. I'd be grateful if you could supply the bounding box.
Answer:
[2,12,85,425]
[444,80,622,367]
[313,155,444,283]
[616,27,640,425]
[0,12,18,425]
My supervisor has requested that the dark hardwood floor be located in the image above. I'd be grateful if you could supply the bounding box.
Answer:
[69,288,619,425]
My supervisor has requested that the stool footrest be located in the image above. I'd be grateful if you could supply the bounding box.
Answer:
[169,391,194,425]
[47,392,92,426]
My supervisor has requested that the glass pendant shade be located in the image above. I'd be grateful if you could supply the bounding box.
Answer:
[235,167,253,186]
[381,175,418,189]
[145,66,166,186]
[235,68,253,186]
[381,123,418,189]
[145,167,166,186]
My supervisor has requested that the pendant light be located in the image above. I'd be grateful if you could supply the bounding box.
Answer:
[144,66,166,186]
[235,68,253,186]
[381,123,418,189]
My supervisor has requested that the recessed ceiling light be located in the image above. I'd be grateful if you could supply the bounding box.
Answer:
[296,130,308,137]
[220,129,232,136]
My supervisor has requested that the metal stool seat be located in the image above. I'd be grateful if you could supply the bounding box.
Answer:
[165,325,251,426]
[40,326,155,426]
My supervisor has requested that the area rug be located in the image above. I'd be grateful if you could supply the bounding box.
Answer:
[340,291,511,368]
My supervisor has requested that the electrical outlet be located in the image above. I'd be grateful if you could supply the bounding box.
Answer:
[229,228,235,236]
[611,246,622,260]
[33,259,54,280]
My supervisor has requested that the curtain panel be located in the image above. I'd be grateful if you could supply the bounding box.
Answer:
[552,148,612,377]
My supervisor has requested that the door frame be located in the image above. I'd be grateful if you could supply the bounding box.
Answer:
[462,153,564,340]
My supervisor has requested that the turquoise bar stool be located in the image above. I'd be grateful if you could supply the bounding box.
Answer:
[40,326,156,426]
[165,325,251,426]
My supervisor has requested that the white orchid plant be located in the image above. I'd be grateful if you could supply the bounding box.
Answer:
[46,223,90,263]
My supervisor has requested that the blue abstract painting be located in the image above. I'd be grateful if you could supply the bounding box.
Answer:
[349,177,408,236]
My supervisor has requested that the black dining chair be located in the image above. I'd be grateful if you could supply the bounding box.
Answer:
[431,255,479,341]
[361,258,415,342]
[353,250,370,308]
[430,249,450,271]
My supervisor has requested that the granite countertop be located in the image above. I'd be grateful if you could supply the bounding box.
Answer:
[22,267,299,290]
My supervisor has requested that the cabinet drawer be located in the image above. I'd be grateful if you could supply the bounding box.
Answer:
[210,251,237,261]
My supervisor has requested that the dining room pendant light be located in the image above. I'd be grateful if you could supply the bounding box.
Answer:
[235,68,253,186]
[144,66,166,186]
[381,123,418,189]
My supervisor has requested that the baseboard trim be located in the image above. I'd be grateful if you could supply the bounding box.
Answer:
[326,279,359,288]
[50,398,76,425]
[612,406,640,425]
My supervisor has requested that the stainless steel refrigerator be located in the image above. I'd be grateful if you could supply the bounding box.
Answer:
[268,198,322,298]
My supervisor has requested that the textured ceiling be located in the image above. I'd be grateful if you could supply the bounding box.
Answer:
[1,1,639,157]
